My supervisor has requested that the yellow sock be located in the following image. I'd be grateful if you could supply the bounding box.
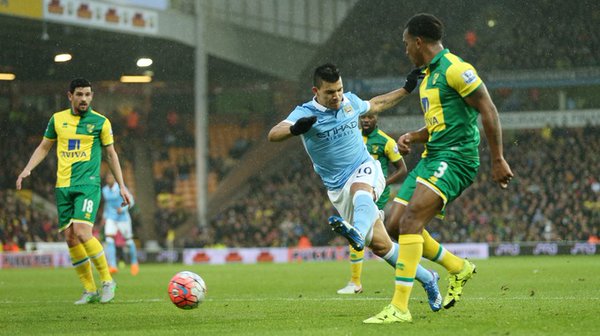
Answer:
[83,237,112,283]
[69,244,96,292]
[422,229,464,274]
[391,234,424,312]
[349,245,364,285]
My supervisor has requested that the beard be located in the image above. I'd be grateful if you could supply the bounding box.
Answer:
[76,104,88,113]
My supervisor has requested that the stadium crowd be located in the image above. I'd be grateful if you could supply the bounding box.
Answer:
[202,126,600,247]
[438,125,600,243]
[334,0,599,78]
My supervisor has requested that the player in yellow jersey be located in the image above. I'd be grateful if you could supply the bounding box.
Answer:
[17,78,131,305]
[337,112,443,312]
[364,14,513,324]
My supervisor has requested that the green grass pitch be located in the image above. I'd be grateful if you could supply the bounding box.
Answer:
[0,255,598,335]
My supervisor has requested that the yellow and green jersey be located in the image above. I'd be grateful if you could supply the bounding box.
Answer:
[362,127,402,178]
[419,49,482,160]
[43,107,114,188]
[363,127,402,209]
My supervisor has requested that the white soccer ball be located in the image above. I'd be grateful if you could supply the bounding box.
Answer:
[168,271,207,309]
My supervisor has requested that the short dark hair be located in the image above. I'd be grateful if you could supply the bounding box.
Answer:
[405,13,444,42]
[69,78,92,93]
[313,63,340,87]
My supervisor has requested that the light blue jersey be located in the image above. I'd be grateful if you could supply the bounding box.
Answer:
[285,92,373,190]
[102,184,132,222]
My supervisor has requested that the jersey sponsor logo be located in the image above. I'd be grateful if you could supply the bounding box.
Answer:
[86,124,95,133]
[432,73,440,85]
[371,145,379,153]
[392,145,399,154]
[68,139,81,150]
[315,120,358,140]
[60,151,87,158]
[425,115,441,127]
[421,97,430,112]
[461,69,477,84]
[63,139,87,159]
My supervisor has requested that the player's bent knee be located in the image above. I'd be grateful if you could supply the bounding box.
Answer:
[368,233,393,257]
[369,242,389,257]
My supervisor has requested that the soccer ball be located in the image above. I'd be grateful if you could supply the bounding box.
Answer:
[168,271,207,309]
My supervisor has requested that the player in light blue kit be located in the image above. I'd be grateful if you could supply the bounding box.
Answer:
[102,173,139,276]
[268,63,441,310]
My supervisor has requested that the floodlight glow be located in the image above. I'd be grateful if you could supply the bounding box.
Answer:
[54,53,72,62]
[136,58,153,67]
[120,75,152,83]
[0,73,16,80]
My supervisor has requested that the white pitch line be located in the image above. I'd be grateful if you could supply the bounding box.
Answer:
[0,296,597,305]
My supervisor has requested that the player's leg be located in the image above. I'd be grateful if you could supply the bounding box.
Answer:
[119,219,139,276]
[359,196,441,310]
[365,182,441,324]
[338,198,387,294]
[391,200,468,281]
[422,157,480,309]
[328,186,368,293]
[348,160,386,246]
[65,228,99,304]
[57,187,98,304]
[422,228,476,308]
[104,219,118,274]
[350,185,378,243]
[327,181,367,252]
[329,162,381,293]
[387,177,442,311]
[72,185,116,303]
[337,245,364,294]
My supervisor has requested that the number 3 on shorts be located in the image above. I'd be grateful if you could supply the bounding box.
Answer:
[434,161,448,178]
[82,199,94,213]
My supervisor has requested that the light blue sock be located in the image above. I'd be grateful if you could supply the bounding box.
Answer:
[415,264,434,284]
[352,190,378,237]
[383,242,434,284]
[126,239,138,264]
[382,242,399,267]
[105,237,117,267]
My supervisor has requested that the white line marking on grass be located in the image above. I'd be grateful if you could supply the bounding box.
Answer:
[1,296,596,305]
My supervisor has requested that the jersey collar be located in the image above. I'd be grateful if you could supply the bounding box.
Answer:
[311,94,347,112]
[363,126,379,138]
[428,48,450,70]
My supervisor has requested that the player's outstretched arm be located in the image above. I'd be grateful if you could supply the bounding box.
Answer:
[104,144,131,206]
[268,116,317,142]
[268,121,294,142]
[465,83,514,188]
[16,138,54,190]
[369,68,423,114]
